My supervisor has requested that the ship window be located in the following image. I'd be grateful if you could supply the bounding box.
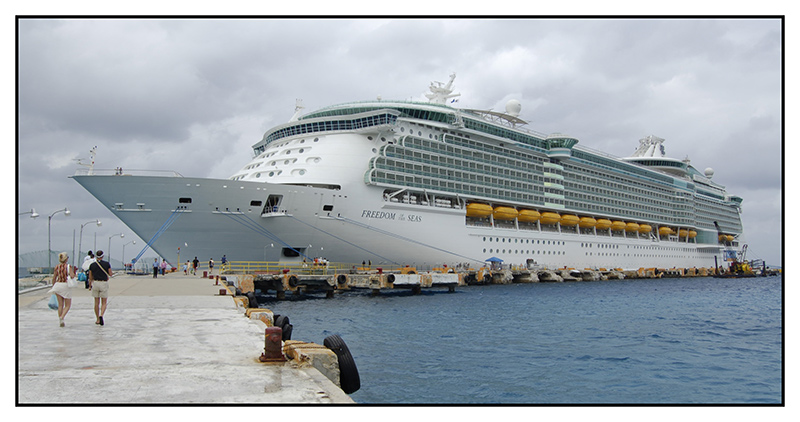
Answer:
[179,198,192,204]
[323,205,334,211]
[250,200,263,207]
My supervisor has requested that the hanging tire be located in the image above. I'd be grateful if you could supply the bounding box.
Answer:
[274,315,292,341]
[323,334,360,394]
[288,275,299,287]
[246,292,258,308]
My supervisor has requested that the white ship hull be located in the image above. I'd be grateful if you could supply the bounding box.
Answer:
[72,173,725,270]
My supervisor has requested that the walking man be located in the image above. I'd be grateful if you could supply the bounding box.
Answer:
[88,250,112,326]
[153,258,159,278]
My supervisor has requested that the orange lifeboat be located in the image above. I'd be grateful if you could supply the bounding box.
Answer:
[611,221,626,231]
[625,222,640,232]
[596,219,612,230]
[726,235,735,242]
[659,227,674,236]
[493,206,518,221]
[688,230,697,239]
[638,224,652,234]
[466,203,493,218]
[579,217,597,228]
[540,212,561,225]
[679,229,689,238]
[517,210,541,223]
[560,214,579,226]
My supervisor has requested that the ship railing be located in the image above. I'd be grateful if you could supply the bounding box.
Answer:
[73,168,184,177]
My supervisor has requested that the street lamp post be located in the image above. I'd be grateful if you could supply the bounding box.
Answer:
[107,233,125,268]
[77,220,102,267]
[122,240,136,273]
[47,207,70,272]
[18,209,39,219]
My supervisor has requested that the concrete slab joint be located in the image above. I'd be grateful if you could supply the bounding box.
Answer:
[283,340,341,387]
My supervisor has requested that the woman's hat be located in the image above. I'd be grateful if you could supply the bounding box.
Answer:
[58,252,68,263]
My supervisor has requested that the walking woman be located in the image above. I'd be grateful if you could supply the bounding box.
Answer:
[48,252,75,327]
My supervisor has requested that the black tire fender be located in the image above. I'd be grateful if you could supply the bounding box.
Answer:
[323,334,360,394]
[288,275,299,287]
[274,315,292,341]
[246,292,258,308]
[386,274,395,283]
[336,274,347,286]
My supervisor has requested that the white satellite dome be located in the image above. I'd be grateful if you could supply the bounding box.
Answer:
[505,99,522,117]
[704,167,714,179]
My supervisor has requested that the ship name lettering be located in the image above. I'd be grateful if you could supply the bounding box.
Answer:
[361,210,396,220]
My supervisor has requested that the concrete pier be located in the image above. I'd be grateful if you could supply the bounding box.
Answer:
[17,272,354,404]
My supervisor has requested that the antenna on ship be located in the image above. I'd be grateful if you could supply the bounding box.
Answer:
[425,73,461,105]
[289,99,305,122]
[75,146,97,175]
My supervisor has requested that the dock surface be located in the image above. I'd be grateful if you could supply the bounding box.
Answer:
[17,271,354,404]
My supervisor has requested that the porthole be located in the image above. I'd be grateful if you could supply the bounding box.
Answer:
[268,172,274,177]
[368,136,373,140]
[299,149,304,153]
[256,173,262,178]
[314,138,319,142]
[372,148,377,153]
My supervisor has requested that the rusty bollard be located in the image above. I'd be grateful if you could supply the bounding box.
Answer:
[259,326,286,362]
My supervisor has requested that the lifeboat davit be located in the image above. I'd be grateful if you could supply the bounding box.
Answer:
[638,224,652,234]
[579,217,597,228]
[596,219,612,230]
[625,222,640,232]
[688,230,697,238]
[659,227,674,236]
[560,214,579,226]
[540,212,561,225]
[611,221,626,231]
[466,203,493,218]
[517,210,541,223]
[493,206,518,221]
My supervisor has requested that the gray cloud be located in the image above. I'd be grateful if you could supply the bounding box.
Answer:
[16,17,783,266]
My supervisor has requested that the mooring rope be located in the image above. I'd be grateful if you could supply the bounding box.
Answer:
[285,215,401,265]
[131,208,183,264]
[337,216,484,265]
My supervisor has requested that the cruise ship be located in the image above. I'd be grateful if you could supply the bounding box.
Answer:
[72,74,744,270]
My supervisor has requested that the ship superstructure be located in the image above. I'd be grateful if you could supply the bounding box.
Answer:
[72,75,743,270]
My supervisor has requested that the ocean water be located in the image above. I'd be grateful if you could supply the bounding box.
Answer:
[256,276,783,404]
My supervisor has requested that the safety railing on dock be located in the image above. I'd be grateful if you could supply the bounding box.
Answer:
[219,261,438,275]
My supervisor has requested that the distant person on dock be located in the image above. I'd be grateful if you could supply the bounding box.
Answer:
[192,257,199,275]
[48,252,75,327]
[81,250,95,289]
[208,258,214,274]
[160,259,167,275]
[221,254,227,270]
[88,250,112,326]
[183,261,189,275]
[153,258,159,278]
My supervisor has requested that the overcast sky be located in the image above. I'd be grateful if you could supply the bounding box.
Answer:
[14,17,784,267]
